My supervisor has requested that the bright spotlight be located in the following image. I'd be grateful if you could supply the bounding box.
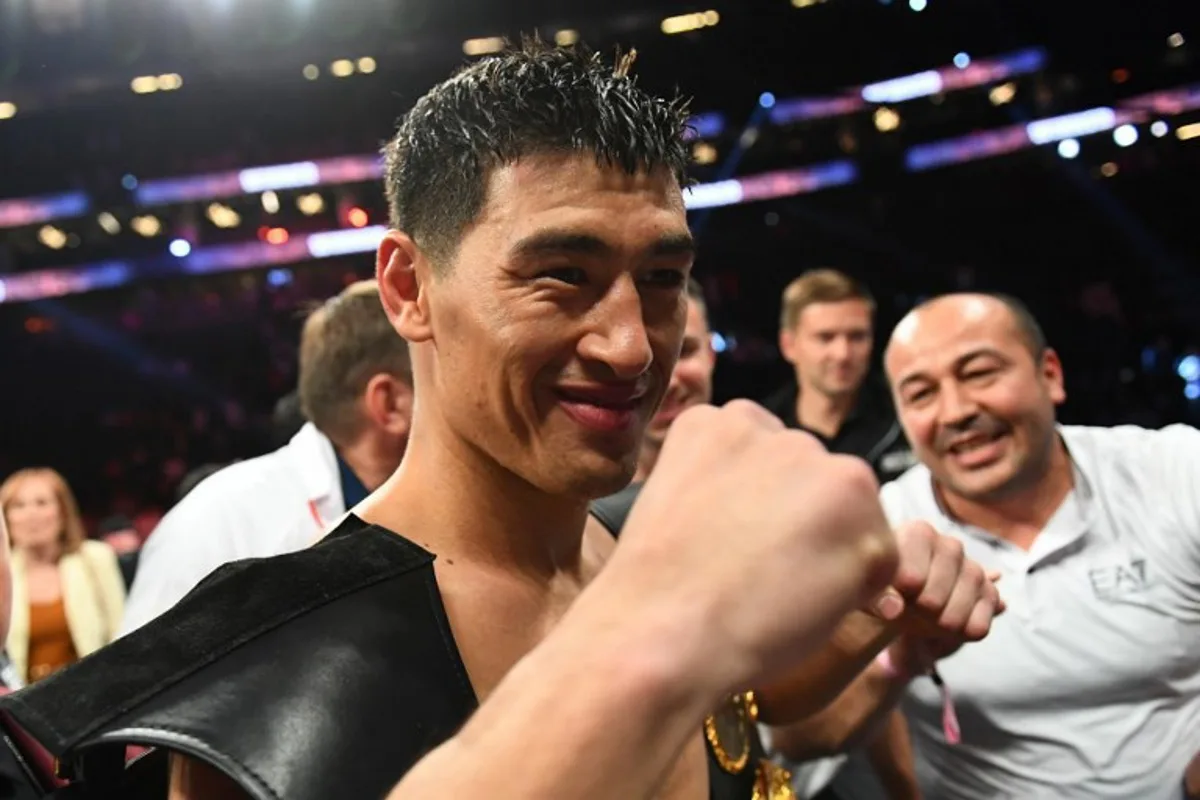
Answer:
[357,57,377,74]
[953,52,970,69]
[261,191,281,214]
[1150,120,1169,138]
[759,92,776,109]
[909,0,927,10]
[1057,138,1080,159]
[169,239,192,257]
[1178,354,1200,382]
[1112,124,1138,147]
[0,102,16,120]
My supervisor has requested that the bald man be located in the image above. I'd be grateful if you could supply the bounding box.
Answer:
[875,292,1200,799]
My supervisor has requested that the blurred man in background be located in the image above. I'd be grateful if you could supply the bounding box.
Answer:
[765,269,914,484]
[119,280,413,634]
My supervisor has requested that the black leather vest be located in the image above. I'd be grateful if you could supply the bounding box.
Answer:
[0,516,777,799]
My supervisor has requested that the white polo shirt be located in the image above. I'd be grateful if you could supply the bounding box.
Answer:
[880,424,1200,799]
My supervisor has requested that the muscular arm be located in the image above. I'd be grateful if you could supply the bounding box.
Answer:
[756,609,897,725]
[767,657,908,759]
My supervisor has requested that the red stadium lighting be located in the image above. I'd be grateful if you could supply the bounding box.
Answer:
[347,207,369,228]
[266,227,289,245]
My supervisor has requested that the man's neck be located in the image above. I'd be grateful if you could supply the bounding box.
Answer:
[936,439,1075,550]
[336,433,404,493]
[795,382,857,440]
[359,423,591,581]
[633,441,662,483]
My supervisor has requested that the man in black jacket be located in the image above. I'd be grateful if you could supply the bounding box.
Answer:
[764,269,915,485]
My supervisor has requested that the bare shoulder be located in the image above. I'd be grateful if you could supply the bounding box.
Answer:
[168,754,250,800]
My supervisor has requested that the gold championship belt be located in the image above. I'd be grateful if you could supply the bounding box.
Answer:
[703,691,795,799]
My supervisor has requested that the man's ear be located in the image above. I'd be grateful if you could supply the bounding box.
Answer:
[377,230,433,343]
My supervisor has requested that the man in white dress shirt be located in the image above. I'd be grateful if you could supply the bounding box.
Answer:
[120,281,413,634]
[875,291,1200,799]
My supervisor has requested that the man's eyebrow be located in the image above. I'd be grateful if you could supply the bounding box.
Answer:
[894,347,1009,390]
[510,230,696,260]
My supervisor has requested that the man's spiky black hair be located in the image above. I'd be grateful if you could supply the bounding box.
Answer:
[383,37,693,266]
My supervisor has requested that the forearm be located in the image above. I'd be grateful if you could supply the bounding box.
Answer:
[865,710,920,800]
[389,590,715,799]
[768,660,909,760]
[757,610,897,725]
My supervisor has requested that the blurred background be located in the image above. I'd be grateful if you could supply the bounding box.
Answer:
[1,0,1198,531]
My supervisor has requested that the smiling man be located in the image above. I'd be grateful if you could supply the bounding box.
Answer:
[876,292,1200,799]
[0,46,1001,800]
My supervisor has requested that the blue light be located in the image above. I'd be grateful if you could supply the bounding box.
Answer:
[953,52,971,69]
[266,268,294,287]
[168,239,191,257]
[1185,382,1200,401]
[1177,354,1200,382]
[121,174,139,191]
[1141,346,1157,371]
[710,332,727,353]
[909,0,927,10]
[759,92,776,109]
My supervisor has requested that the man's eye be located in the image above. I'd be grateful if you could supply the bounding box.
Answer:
[537,267,587,286]
[640,269,686,288]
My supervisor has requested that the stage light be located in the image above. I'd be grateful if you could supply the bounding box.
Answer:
[953,52,970,69]
[874,107,901,132]
[791,0,827,7]
[97,212,121,235]
[297,193,325,216]
[1113,124,1138,147]
[1186,382,1200,401]
[463,37,505,56]
[261,191,280,214]
[302,64,320,81]
[661,11,719,35]
[207,203,241,229]
[1150,120,1169,138]
[1099,161,1118,178]
[131,215,162,237]
[908,0,926,11]
[692,142,718,165]
[38,226,67,250]
[330,59,354,78]
[266,227,289,245]
[169,239,191,257]
[759,92,776,109]
[357,57,376,74]
[1057,138,1080,159]
[989,82,1016,105]
[1176,122,1200,141]
[122,174,138,190]
[0,102,15,120]
[1169,32,1185,48]
[554,29,578,46]
[1178,355,1200,382]
[157,74,183,91]
[347,207,369,228]
[267,268,294,288]
[131,76,158,94]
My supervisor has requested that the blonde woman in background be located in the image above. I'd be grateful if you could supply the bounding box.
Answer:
[0,468,125,683]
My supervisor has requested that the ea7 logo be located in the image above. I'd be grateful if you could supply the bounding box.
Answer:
[1087,558,1151,601]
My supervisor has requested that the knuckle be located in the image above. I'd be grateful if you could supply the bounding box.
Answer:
[826,454,880,497]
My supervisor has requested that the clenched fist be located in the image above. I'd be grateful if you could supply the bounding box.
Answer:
[877,521,1004,674]
[601,400,900,697]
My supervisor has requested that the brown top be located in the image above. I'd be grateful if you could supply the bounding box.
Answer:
[27,598,77,682]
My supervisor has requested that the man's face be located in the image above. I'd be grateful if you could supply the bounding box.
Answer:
[399,154,693,500]
[781,299,874,399]
[885,295,1065,502]
[644,297,714,448]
